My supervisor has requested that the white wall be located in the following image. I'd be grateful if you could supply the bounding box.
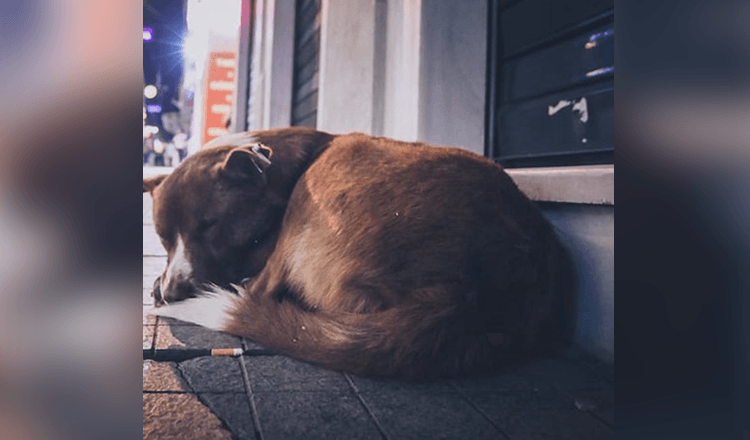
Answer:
[544,205,615,362]
[317,0,378,134]
[314,0,486,153]
[418,0,487,154]
[247,0,297,131]
[382,0,422,141]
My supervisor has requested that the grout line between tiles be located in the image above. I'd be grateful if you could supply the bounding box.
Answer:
[517,364,614,434]
[146,318,159,356]
[547,384,614,432]
[450,382,512,440]
[174,359,242,440]
[240,338,266,440]
[587,410,613,430]
[343,373,392,440]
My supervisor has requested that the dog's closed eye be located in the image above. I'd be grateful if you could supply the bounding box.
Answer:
[196,220,219,234]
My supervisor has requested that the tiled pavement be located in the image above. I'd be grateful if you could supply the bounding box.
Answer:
[143,188,614,440]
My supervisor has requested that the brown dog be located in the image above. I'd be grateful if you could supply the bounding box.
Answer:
[143,127,571,379]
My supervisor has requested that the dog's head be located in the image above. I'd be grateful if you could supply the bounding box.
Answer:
[144,143,280,305]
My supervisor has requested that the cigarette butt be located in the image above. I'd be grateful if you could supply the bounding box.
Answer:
[211,348,243,356]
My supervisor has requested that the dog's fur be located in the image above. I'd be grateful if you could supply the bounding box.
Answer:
[144,127,572,379]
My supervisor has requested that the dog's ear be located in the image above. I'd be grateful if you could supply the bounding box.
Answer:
[220,143,273,183]
[143,174,168,193]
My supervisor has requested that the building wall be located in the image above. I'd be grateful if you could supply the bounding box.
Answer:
[317,0,378,133]
[418,0,487,154]
[542,204,615,362]
[314,0,487,152]
[382,0,421,140]
[240,0,615,363]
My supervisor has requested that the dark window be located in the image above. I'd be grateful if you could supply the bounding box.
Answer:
[291,0,321,128]
[486,0,614,168]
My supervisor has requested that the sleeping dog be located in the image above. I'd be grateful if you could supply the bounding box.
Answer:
[143,127,571,379]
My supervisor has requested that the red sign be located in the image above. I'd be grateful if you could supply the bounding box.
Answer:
[202,52,237,145]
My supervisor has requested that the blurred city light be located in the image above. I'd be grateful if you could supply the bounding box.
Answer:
[144,84,158,99]
[143,27,153,41]
[143,125,159,137]
[182,32,207,71]
[186,0,241,39]
[153,138,165,154]
[146,104,162,113]
[586,66,615,78]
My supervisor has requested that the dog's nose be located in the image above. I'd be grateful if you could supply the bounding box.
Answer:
[152,277,165,306]
[155,277,197,305]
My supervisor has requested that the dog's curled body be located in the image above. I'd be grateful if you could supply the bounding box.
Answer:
[147,128,571,379]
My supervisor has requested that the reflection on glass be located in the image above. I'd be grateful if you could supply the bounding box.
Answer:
[585,66,615,78]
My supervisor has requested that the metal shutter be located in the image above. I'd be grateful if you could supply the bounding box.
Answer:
[486,0,614,167]
[291,0,321,128]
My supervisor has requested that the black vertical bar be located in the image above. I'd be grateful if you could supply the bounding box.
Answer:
[372,0,388,136]
[483,0,501,158]
[234,0,255,132]
[291,0,303,126]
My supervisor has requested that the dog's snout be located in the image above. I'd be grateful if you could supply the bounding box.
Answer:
[151,277,165,306]
[155,274,198,306]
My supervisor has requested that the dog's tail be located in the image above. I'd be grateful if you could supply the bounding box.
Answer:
[149,284,508,379]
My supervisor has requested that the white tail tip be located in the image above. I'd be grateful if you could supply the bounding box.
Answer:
[147,285,239,331]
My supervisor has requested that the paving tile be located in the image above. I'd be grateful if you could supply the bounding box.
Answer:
[463,389,571,414]
[451,369,537,394]
[143,393,232,440]
[144,225,166,256]
[360,390,501,440]
[243,355,350,392]
[594,408,614,428]
[156,321,243,348]
[144,277,156,291]
[143,256,166,290]
[568,388,615,428]
[143,360,188,392]
[143,256,166,276]
[517,357,612,391]
[254,391,382,440]
[569,388,614,413]
[144,288,155,305]
[143,193,154,225]
[349,374,454,394]
[490,408,612,440]
[178,357,246,392]
[199,393,258,440]
[143,325,156,350]
[144,308,158,325]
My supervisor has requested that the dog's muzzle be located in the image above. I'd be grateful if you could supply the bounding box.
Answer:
[151,277,165,306]
[152,276,199,306]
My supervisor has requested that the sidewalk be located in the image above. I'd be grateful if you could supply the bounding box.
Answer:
[143,177,614,440]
